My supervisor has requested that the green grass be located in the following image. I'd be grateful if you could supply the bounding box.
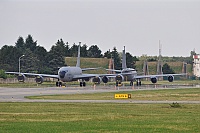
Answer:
[26,88,200,101]
[0,82,56,88]
[0,103,199,133]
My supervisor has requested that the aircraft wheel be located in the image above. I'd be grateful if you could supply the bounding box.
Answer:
[56,82,59,87]
[116,82,118,87]
[80,82,83,87]
[56,82,62,87]
[59,82,62,87]
[130,81,133,86]
[83,82,86,87]
[136,80,141,86]
[139,81,141,86]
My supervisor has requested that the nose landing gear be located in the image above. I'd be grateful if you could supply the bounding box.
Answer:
[80,81,86,87]
[56,81,62,87]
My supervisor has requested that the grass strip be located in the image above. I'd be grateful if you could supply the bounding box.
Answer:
[26,88,200,101]
[0,103,199,133]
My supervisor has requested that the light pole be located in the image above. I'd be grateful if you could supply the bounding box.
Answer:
[19,55,25,73]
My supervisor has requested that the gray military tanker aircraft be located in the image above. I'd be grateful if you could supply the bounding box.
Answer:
[106,46,186,86]
[6,42,111,87]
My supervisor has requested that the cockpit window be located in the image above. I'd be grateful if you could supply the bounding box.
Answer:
[59,71,66,78]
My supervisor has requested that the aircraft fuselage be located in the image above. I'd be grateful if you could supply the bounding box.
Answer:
[58,67,82,82]
[121,68,137,81]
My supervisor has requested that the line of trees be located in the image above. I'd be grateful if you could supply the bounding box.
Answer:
[0,35,139,74]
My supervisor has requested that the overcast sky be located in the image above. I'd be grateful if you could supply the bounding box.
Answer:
[0,0,200,57]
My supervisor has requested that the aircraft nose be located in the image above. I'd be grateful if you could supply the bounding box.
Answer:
[59,71,66,78]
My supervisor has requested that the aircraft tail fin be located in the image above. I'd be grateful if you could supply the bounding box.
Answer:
[122,46,127,69]
[76,42,81,67]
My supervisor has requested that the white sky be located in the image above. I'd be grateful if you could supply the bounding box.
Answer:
[0,0,200,57]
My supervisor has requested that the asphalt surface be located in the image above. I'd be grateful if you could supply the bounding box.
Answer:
[0,85,199,104]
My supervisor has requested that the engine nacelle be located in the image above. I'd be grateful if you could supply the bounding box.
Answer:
[115,74,124,82]
[102,76,109,83]
[18,74,26,82]
[35,75,44,84]
[151,77,157,84]
[92,77,102,84]
[168,75,174,82]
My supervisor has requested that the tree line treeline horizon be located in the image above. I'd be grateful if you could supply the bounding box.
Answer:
[0,35,196,78]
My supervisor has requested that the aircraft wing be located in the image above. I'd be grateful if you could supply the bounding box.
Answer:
[133,73,187,79]
[72,73,116,80]
[6,72,59,78]
[82,67,102,71]
[106,69,122,73]
[97,74,117,78]
[72,74,96,79]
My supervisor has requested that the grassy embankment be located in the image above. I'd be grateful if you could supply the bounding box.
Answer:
[135,61,192,75]
[65,57,109,74]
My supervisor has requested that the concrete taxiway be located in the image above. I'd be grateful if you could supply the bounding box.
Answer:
[0,85,199,104]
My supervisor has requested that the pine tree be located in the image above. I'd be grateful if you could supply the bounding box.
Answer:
[126,52,139,68]
[88,45,102,58]
[15,36,25,50]
[81,44,88,57]
[111,47,121,70]
[103,50,112,58]
[47,45,65,74]
[162,63,175,74]
[25,35,37,52]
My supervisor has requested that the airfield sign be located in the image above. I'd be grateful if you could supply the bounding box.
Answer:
[115,94,131,99]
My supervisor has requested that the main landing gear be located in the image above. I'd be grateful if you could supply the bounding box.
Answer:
[56,80,86,87]
[136,79,141,86]
[116,81,122,87]
[129,80,141,86]
[130,81,133,86]
[116,81,140,87]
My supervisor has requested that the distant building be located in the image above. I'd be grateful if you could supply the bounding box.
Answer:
[193,54,200,77]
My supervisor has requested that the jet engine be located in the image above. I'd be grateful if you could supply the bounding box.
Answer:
[102,76,109,83]
[150,77,157,84]
[115,74,124,82]
[168,75,174,82]
[18,74,26,82]
[35,75,44,84]
[92,77,102,84]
